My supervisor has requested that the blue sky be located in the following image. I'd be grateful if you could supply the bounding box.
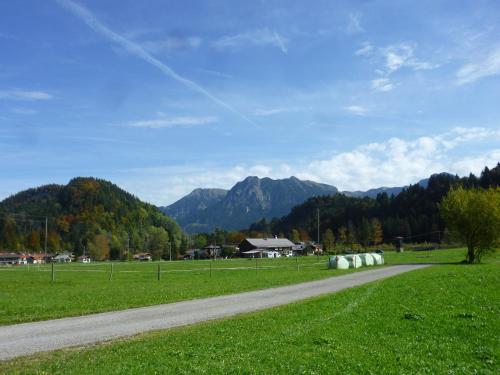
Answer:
[1,0,499,205]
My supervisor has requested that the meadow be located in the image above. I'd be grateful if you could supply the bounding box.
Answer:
[0,248,467,325]
[1,249,498,374]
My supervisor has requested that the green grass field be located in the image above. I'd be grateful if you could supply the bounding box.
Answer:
[0,248,473,326]
[2,250,498,374]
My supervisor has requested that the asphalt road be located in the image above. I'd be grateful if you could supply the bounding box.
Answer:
[0,264,429,360]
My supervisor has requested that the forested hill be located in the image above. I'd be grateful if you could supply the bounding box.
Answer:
[0,177,185,260]
[249,164,500,246]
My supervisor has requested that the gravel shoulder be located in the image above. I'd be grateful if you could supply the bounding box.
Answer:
[0,264,429,360]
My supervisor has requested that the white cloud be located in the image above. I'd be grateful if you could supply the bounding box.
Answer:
[296,127,500,191]
[355,42,373,57]
[346,13,364,35]
[456,46,500,84]
[213,28,288,53]
[344,105,368,116]
[0,90,52,101]
[371,78,395,92]
[128,116,219,129]
[142,36,202,53]
[117,127,500,205]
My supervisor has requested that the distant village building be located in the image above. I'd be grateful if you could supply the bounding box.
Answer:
[203,245,221,258]
[52,253,72,263]
[27,253,50,264]
[184,245,222,260]
[77,255,91,263]
[133,252,152,261]
[0,253,28,265]
[239,238,295,258]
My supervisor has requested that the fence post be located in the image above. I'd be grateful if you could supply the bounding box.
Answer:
[51,262,55,282]
[255,257,258,274]
[157,262,161,281]
[210,260,212,277]
[296,256,299,271]
[109,263,113,281]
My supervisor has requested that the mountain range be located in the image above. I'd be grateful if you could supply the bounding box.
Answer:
[160,176,338,233]
[160,175,438,233]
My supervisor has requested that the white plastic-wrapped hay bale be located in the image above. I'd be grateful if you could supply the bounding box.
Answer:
[370,253,384,265]
[359,253,374,266]
[344,254,362,268]
[328,256,349,269]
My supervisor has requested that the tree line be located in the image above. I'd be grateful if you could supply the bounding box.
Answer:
[248,164,500,251]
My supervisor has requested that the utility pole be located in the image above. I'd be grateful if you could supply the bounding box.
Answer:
[127,234,130,262]
[44,217,48,254]
[169,242,172,262]
[317,208,320,245]
[317,208,320,261]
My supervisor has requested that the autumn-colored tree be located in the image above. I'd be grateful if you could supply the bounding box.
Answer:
[337,226,347,245]
[226,231,245,245]
[27,230,41,251]
[299,228,310,241]
[371,218,383,245]
[88,234,110,261]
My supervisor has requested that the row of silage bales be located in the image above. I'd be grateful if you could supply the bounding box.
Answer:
[370,253,384,265]
[344,254,363,268]
[328,252,384,269]
[328,255,349,269]
[359,253,374,266]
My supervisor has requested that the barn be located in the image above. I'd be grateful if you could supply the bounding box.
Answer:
[239,238,295,257]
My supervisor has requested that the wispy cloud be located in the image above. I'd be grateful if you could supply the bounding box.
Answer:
[196,68,233,79]
[11,107,38,115]
[346,13,364,35]
[382,43,414,73]
[128,116,218,129]
[142,36,202,53]
[213,28,288,53]
[0,90,53,101]
[55,0,254,125]
[456,46,500,84]
[355,41,439,92]
[371,77,395,92]
[381,43,440,74]
[355,42,373,57]
[344,105,368,116]
[254,107,308,116]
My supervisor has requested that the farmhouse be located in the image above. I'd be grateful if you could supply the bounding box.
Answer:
[239,237,295,257]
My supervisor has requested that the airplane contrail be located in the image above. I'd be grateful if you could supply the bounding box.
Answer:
[55,0,255,125]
